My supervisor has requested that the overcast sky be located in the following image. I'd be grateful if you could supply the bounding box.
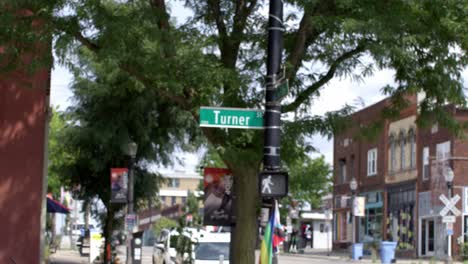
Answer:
[50,1,467,173]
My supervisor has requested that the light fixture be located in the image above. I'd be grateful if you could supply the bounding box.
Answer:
[445,167,454,183]
[122,140,138,158]
[349,177,358,191]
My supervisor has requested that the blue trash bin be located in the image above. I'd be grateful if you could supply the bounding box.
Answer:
[380,241,397,264]
[351,243,363,260]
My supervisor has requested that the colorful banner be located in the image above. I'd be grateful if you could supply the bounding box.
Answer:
[111,168,128,203]
[203,168,233,226]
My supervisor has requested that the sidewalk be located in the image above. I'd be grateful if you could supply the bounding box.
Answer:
[283,247,464,264]
[49,249,88,264]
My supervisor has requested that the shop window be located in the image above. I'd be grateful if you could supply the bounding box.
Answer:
[367,148,377,176]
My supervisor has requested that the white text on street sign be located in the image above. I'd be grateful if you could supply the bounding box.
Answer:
[199,107,263,129]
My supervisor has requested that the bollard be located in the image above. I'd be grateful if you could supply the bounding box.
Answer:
[219,254,224,264]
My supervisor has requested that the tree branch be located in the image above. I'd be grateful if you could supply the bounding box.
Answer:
[282,45,366,113]
[149,0,170,30]
[286,11,316,79]
[207,0,227,42]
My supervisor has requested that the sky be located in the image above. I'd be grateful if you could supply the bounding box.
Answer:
[50,1,467,173]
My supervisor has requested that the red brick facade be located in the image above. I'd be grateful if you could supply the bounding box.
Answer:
[333,95,468,259]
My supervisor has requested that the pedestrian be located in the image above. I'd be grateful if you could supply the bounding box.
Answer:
[289,228,298,253]
[305,224,312,248]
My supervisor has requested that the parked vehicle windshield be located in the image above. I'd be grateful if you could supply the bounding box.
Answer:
[195,242,229,260]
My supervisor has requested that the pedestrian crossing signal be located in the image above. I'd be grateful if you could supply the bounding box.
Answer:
[259,171,288,198]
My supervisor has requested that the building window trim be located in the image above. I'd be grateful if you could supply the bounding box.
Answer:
[367,148,378,176]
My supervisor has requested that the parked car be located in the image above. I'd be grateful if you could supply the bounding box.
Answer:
[152,228,209,264]
[193,232,230,264]
[152,229,178,264]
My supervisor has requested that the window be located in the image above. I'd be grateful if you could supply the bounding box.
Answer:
[436,141,451,161]
[339,159,347,184]
[182,197,187,204]
[423,147,429,181]
[409,129,416,168]
[389,135,396,172]
[399,131,406,170]
[171,196,176,206]
[367,148,378,176]
[170,178,180,188]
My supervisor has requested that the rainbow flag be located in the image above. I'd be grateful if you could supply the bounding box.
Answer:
[259,201,284,264]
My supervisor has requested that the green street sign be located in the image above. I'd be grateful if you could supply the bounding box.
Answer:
[273,81,289,101]
[199,107,263,129]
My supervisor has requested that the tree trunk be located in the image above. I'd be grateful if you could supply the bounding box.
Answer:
[231,165,259,264]
[84,199,90,229]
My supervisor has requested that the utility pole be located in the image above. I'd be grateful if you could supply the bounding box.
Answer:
[263,1,284,264]
[123,141,137,264]
[126,157,134,264]
[263,1,284,171]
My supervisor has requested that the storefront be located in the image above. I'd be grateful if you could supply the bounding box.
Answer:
[418,191,443,257]
[386,184,416,254]
[333,195,352,249]
[358,191,383,243]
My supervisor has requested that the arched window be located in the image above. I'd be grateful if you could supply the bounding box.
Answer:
[408,129,416,168]
[400,131,406,170]
[389,134,396,172]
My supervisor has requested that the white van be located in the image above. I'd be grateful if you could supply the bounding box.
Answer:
[193,232,230,264]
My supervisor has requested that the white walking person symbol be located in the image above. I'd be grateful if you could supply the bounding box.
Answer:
[262,175,274,193]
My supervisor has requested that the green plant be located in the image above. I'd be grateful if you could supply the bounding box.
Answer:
[463,242,468,260]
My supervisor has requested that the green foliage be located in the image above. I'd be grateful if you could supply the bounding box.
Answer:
[287,155,331,208]
[3,1,468,263]
[185,192,201,226]
[152,217,178,236]
[47,108,70,197]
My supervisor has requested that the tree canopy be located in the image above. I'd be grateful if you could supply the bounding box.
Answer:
[2,1,467,263]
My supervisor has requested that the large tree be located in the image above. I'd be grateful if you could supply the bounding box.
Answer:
[2,1,467,263]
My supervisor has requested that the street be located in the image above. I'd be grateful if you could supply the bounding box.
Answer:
[50,247,459,264]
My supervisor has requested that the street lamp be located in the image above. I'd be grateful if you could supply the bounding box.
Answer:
[122,140,138,264]
[349,178,358,245]
[445,167,454,262]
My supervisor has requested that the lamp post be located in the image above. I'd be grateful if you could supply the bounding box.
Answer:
[123,141,138,264]
[349,177,358,245]
[445,167,454,262]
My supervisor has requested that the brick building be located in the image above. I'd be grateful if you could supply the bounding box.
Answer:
[0,38,51,263]
[333,95,468,259]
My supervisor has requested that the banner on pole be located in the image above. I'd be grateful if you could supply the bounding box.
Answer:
[111,168,128,203]
[203,168,233,226]
[353,197,366,217]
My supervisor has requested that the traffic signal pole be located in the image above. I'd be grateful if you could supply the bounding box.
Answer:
[264,0,283,170]
[263,1,283,263]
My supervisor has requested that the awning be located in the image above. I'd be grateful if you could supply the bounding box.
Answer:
[47,197,70,214]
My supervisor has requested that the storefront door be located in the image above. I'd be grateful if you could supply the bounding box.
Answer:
[421,219,435,256]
